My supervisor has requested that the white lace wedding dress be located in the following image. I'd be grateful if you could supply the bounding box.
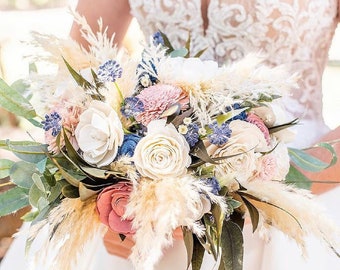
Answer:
[1,1,339,269]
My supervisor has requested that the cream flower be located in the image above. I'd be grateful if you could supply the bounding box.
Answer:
[183,195,211,223]
[75,100,124,167]
[158,57,220,86]
[133,119,191,179]
[271,141,290,180]
[206,120,268,183]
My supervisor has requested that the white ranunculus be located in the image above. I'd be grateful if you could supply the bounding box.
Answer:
[133,119,191,179]
[206,120,267,183]
[75,100,124,167]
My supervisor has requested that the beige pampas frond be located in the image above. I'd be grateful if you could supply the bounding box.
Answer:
[29,197,104,270]
[242,180,340,257]
[71,11,119,63]
[125,176,226,270]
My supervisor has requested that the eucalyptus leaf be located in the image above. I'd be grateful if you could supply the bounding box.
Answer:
[35,158,47,173]
[37,196,49,211]
[10,79,31,98]
[220,220,244,270]
[0,159,14,178]
[9,161,38,189]
[289,147,331,172]
[285,165,312,190]
[29,183,46,208]
[170,48,189,58]
[0,78,36,119]
[32,173,46,192]
[48,182,62,203]
[31,197,61,225]
[0,140,48,164]
[0,187,30,216]
[21,210,39,222]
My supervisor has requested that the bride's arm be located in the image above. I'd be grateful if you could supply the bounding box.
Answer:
[70,0,132,49]
[303,125,340,194]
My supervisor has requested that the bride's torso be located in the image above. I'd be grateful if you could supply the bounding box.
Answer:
[129,0,339,146]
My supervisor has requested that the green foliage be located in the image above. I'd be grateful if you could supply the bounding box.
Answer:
[191,234,206,270]
[219,220,244,270]
[0,140,48,164]
[289,144,337,172]
[0,159,14,178]
[0,187,30,216]
[9,161,37,189]
[0,78,36,119]
[216,108,248,126]
[285,165,312,190]
[240,196,259,232]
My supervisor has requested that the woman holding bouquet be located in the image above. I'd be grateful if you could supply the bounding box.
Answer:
[67,0,340,269]
[1,0,339,269]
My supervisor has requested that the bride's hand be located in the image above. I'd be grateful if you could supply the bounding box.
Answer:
[103,229,134,259]
[104,227,184,259]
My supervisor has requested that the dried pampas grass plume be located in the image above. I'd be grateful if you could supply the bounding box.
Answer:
[125,176,226,270]
[242,180,340,257]
[29,197,104,270]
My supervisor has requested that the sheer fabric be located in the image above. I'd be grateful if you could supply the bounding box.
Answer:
[129,0,340,147]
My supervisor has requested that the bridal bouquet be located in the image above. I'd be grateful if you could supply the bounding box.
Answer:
[0,17,339,270]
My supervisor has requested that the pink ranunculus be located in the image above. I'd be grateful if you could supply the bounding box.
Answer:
[136,84,189,126]
[247,113,271,145]
[97,182,134,235]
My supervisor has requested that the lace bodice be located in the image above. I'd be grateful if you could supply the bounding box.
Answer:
[129,0,339,146]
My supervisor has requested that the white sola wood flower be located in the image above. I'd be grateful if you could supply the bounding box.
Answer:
[133,119,191,179]
[75,100,124,167]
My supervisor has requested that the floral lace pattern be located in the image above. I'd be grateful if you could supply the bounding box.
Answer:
[129,0,339,146]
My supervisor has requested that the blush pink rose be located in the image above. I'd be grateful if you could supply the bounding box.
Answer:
[97,182,134,235]
[247,113,271,145]
[254,154,277,181]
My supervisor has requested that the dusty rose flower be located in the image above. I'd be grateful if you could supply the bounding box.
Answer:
[97,182,134,235]
[247,113,271,145]
[135,84,189,126]
[250,106,276,127]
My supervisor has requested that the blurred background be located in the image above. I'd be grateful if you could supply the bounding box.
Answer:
[0,0,340,263]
